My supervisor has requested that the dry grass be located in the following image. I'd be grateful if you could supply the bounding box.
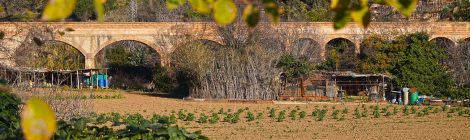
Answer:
[13,87,93,121]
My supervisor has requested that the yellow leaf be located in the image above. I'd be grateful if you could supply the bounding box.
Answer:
[21,98,57,140]
[189,0,211,14]
[166,0,186,10]
[385,0,418,17]
[42,0,77,21]
[94,0,105,22]
[330,0,351,11]
[263,0,283,23]
[213,0,237,25]
[333,11,352,30]
[351,1,370,28]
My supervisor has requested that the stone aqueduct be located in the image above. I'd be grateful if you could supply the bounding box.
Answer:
[1,22,469,69]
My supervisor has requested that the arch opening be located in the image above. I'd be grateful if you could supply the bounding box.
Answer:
[95,40,161,90]
[323,38,356,71]
[289,38,322,65]
[430,37,455,53]
[14,40,85,70]
[451,38,470,87]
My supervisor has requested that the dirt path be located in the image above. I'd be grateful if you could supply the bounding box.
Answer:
[91,92,470,140]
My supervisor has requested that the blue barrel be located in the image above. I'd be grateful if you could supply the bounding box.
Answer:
[98,79,106,88]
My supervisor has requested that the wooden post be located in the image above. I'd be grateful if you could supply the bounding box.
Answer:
[76,70,80,89]
[96,70,99,89]
[70,72,73,88]
[105,69,108,89]
[325,79,329,98]
[382,75,386,101]
[51,72,54,87]
[57,73,60,86]
[300,77,305,97]
[42,73,45,87]
[90,70,93,89]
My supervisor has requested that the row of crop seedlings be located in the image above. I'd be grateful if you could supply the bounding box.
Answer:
[167,105,470,124]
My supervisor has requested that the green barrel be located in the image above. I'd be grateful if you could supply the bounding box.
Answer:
[409,92,419,105]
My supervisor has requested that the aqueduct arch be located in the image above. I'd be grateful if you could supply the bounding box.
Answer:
[0,22,469,69]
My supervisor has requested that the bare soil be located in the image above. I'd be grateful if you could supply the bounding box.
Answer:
[90,91,470,140]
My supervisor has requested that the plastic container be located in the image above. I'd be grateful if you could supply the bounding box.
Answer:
[409,92,419,105]
[98,79,107,88]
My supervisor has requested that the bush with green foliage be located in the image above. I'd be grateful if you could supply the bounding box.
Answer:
[153,62,172,92]
[0,91,22,139]
[246,111,255,122]
[299,111,307,119]
[54,113,207,139]
[276,110,286,122]
[278,54,315,78]
[289,110,298,120]
[354,108,361,119]
[373,105,380,118]
[332,109,340,120]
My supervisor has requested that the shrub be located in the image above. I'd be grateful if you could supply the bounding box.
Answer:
[332,110,340,120]
[55,113,208,139]
[246,111,255,122]
[458,110,465,116]
[381,107,388,113]
[198,113,208,123]
[177,110,186,120]
[209,114,219,124]
[317,109,327,121]
[392,107,398,115]
[354,108,361,119]
[343,107,349,114]
[269,108,276,118]
[362,108,369,118]
[442,105,449,112]
[218,108,224,114]
[276,111,286,122]
[373,105,380,118]
[186,113,195,121]
[403,106,409,116]
[417,112,424,117]
[299,111,307,119]
[257,112,263,119]
[411,106,417,114]
[223,114,233,122]
[231,113,240,123]
[289,110,298,120]
[338,114,346,121]
[151,61,172,92]
[0,91,22,139]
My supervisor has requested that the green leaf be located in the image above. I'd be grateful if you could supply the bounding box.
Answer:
[166,0,186,10]
[385,0,418,17]
[21,98,57,140]
[0,31,4,39]
[42,0,77,21]
[333,11,352,30]
[263,0,283,23]
[73,118,86,131]
[213,0,237,25]
[351,0,371,28]
[242,4,260,27]
[94,0,105,22]
[189,0,211,14]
